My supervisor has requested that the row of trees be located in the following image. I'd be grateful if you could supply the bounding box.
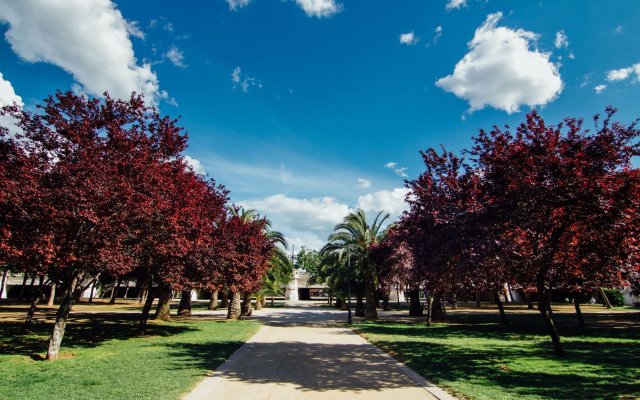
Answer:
[314,109,640,356]
[0,92,289,360]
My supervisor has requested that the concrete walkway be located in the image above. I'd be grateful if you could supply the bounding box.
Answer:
[184,304,454,400]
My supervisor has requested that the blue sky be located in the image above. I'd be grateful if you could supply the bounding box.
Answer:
[1,0,639,249]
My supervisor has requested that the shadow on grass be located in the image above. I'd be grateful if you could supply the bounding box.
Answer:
[357,312,640,400]
[0,311,198,356]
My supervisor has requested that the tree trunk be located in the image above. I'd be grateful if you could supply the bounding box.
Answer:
[220,290,229,309]
[241,293,253,316]
[328,294,333,307]
[227,291,242,320]
[177,289,192,316]
[598,287,612,309]
[21,276,45,334]
[409,288,423,316]
[254,294,263,310]
[537,282,564,356]
[527,293,534,309]
[123,280,130,299]
[355,295,365,317]
[88,281,96,304]
[494,290,508,324]
[271,295,275,307]
[47,283,56,307]
[0,269,7,299]
[574,292,585,331]
[109,279,121,304]
[46,278,79,360]
[546,290,554,316]
[18,274,28,301]
[209,290,218,310]
[363,268,377,320]
[335,296,344,310]
[154,284,173,321]
[451,293,458,310]
[137,285,157,336]
[425,296,433,327]
[475,291,481,308]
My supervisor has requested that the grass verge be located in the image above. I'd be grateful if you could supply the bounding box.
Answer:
[356,308,640,400]
[0,311,260,400]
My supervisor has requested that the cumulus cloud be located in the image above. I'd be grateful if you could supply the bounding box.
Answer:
[594,84,607,94]
[165,46,186,68]
[357,178,371,189]
[227,0,251,11]
[435,12,563,114]
[606,63,640,82]
[446,0,467,10]
[240,194,351,250]
[384,162,408,178]
[554,30,568,49]
[0,0,167,105]
[295,0,343,18]
[399,32,418,45]
[357,188,409,221]
[184,156,205,175]
[0,72,23,107]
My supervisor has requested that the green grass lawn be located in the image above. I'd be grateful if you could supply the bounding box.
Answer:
[357,308,640,400]
[0,311,260,400]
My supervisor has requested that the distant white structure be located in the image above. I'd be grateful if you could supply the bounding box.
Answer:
[284,269,328,301]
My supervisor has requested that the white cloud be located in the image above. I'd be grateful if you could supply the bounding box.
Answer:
[227,0,251,11]
[606,63,640,82]
[295,0,343,18]
[0,72,23,107]
[615,25,623,34]
[125,20,145,40]
[554,30,568,49]
[240,194,351,250]
[184,155,205,175]
[357,188,409,221]
[384,162,408,178]
[435,12,563,114]
[0,0,166,105]
[231,66,260,93]
[594,84,607,94]
[399,32,418,45]
[165,46,186,68]
[446,0,467,10]
[357,178,371,189]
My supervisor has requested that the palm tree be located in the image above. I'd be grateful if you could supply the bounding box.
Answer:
[322,209,389,320]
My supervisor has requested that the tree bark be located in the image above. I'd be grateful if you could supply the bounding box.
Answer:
[123,280,130,299]
[494,290,508,324]
[598,287,612,309]
[0,269,7,299]
[241,293,253,316]
[220,290,229,309]
[271,295,275,307]
[177,289,192,316]
[409,288,423,316]
[88,281,96,304]
[227,291,242,319]
[382,288,390,311]
[363,267,377,320]
[46,278,79,360]
[546,290,554,316]
[47,283,56,307]
[137,284,157,336]
[335,296,344,310]
[18,274,28,301]
[475,291,481,308]
[355,295,365,317]
[425,296,433,327]
[109,279,121,304]
[451,293,458,310]
[154,284,173,321]
[21,276,45,334]
[574,292,585,331]
[208,290,218,310]
[527,293,534,309]
[537,282,564,356]
[254,294,263,310]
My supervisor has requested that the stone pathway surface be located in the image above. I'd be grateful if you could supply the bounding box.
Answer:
[184,303,454,400]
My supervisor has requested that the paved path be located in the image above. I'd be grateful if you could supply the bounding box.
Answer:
[184,304,454,400]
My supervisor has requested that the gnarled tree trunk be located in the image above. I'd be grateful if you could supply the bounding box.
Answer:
[227,291,242,319]
[177,289,192,316]
[409,288,423,316]
[241,293,253,316]
[494,290,508,324]
[537,280,564,356]
[109,278,121,304]
[220,290,229,309]
[425,296,434,326]
[154,284,173,321]
[254,294,263,310]
[21,276,45,334]
[46,277,80,360]
[137,283,157,336]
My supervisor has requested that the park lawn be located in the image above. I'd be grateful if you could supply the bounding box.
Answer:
[0,311,260,400]
[356,308,640,400]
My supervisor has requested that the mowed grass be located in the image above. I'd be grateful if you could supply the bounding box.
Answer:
[357,305,640,400]
[0,307,260,400]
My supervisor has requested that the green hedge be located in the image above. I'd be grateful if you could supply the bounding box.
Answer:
[602,288,625,307]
